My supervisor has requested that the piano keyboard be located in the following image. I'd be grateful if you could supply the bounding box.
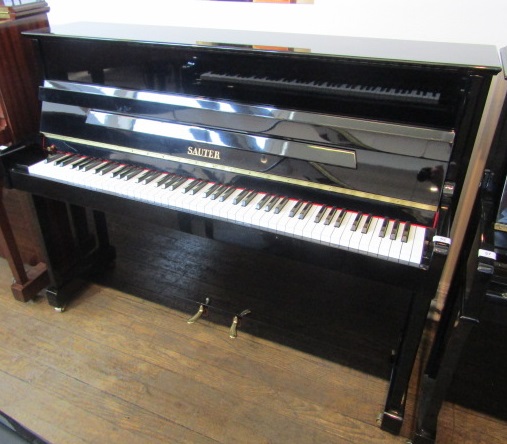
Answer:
[28,153,428,267]
[200,71,441,105]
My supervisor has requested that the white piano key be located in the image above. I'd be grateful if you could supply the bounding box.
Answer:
[293,204,322,240]
[358,217,379,254]
[348,214,368,251]
[409,225,426,266]
[320,208,344,246]
[330,211,355,249]
[377,220,394,258]
[366,217,384,257]
[388,221,405,263]
[309,206,332,243]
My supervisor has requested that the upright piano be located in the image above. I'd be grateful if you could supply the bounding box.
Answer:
[0,23,501,434]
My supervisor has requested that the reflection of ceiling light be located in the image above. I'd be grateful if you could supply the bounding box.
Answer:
[430,186,439,192]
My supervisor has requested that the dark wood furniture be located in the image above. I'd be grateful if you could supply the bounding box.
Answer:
[0,0,49,300]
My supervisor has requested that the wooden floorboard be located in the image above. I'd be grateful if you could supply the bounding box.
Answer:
[0,259,405,443]
[0,216,506,443]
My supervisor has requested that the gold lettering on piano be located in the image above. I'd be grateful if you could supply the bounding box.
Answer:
[187,146,221,160]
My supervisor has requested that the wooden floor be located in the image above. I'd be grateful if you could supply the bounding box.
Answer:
[0,217,506,443]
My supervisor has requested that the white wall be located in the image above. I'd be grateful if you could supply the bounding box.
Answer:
[46,0,507,48]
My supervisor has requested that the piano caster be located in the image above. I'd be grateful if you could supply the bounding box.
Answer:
[187,297,210,324]
[229,309,251,339]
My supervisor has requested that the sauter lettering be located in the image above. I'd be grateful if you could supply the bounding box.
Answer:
[187,146,221,160]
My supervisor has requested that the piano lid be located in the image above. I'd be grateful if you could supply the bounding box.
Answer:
[25,22,501,72]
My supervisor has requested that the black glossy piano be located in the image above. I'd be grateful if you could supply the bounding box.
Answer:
[0,23,501,434]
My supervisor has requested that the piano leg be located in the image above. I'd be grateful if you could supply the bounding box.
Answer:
[381,253,447,435]
[31,195,116,310]
[0,184,49,301]
[412,229,491,443]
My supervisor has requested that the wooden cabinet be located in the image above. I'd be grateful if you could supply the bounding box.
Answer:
[0,0,50,300]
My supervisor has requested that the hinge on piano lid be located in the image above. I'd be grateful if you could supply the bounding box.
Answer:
[432,235,451,255]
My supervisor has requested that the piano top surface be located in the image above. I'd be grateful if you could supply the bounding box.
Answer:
[25,22,501,72]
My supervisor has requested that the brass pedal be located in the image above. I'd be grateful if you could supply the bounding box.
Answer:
[229,309,251,339]
[187,297,210,324]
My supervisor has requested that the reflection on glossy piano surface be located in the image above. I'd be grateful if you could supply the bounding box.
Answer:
[0,23,501,434]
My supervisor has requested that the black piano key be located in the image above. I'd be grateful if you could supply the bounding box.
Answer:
[324,207,337,225]
[111,165,129,178]
[298,201,313,220]
[182,179,201,193]
[168,176,187,191]
[121,167,141,181]
[73,158,91,170]
[334,209,346,227]
[255,194,271,210]
[92,161,110,174]
[210,184,227,200]
[118,166,136,179]
[241,191,257,207]
[378,218,389,238]
[314,205,327,223]
[161,175,181,189]
[59,155,80,167]
[264,195,279,212]
[100,163,119,175]
[135,170,154,183]
[189,180,207,195]
[361,214,373,234]
[274,197,289,214]
[155,174,172,187]
[289,200,303,217]
[218,186,235,202]
[53,153,74,165]
[69,156,89,168]
[81,159,102,171]
[401,222,411,243]
[64,156,82,168]
[233,189,249,205]
[143,172,163,185]
[390,219,400,240]
[45,152,68,164]
[350,212,363,231]
[203,183,221,198]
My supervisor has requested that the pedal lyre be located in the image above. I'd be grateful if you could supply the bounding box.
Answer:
[229,309,251,338]
[187,297,210,324]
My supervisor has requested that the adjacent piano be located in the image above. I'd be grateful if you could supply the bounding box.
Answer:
[413,47,507,444]
[0,22,501,434]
